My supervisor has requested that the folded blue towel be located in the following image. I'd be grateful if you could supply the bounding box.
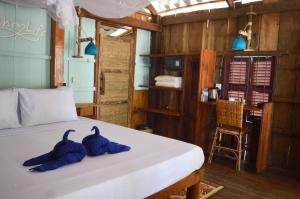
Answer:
[23,129,86,172]
[82,126,130,156]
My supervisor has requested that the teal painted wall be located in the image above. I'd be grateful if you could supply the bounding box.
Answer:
[0,1,51,89]
[134,29,151,90]
[0,0,95,103]
[64,17,95,103]
[0,1,147,103]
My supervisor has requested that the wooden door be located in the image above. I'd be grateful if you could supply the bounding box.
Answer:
[99,36,131,127]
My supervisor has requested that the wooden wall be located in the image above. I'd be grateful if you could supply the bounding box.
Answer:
[130,90,148,128]
[157,7,300,177]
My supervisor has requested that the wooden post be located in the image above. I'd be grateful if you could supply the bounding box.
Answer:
[50,20,65,88]
[73,15,83,58]
[128,28,137,128]
[94,21,101,120]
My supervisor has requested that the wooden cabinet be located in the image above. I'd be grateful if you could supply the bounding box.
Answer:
[139,49,216,142]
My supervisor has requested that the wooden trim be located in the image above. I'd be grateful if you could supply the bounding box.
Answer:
[50,20,65,88]
[80,9,161,32]
[162,0,300,25]
[128,28,137,128]
[145,169,203,199]
[94,21,101,119]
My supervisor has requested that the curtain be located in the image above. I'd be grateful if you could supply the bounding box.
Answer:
[1,0,150,28]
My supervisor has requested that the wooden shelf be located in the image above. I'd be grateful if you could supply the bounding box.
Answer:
[139,107,181,117]
[140,52,200,57]
[149,85,182,91]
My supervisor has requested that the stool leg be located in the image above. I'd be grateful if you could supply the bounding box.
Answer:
[236,133,242,171]
[208,129,219,164]
[217,133,222,153]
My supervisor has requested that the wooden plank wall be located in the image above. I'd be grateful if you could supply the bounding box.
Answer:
[158,9,300,176]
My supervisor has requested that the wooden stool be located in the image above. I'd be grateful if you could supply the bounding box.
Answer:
[208,100,249,171]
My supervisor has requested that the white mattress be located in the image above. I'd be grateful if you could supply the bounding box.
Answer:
[0,117,204,199]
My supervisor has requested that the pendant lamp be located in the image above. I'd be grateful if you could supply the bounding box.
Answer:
[73,14,98,58]
[85,41,98,55]
[232,35,246,51]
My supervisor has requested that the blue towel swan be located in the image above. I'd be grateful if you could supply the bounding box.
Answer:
[82,126,130,156]
[23,129,87,172]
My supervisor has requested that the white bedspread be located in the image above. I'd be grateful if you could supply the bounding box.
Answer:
[0,117,204,199]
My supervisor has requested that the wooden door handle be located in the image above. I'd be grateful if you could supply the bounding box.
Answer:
[100,72,105,95]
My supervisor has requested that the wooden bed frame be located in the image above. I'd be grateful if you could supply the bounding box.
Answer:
[146,169,204,199]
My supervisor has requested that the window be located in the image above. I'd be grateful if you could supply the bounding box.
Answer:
[223,56,275,116]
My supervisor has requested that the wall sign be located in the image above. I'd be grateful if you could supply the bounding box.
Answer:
[0,16,46,42]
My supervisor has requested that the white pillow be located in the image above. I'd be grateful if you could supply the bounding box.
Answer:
[0,89,21,129]
[19,87,78,126]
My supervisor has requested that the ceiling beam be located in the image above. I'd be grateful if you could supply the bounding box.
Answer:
[225,0,235,8]
[147,4,158,15]
[162,0,300,25]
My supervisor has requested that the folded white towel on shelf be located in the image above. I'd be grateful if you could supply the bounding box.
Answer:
[154,75,182,83]
[155,81,182,88]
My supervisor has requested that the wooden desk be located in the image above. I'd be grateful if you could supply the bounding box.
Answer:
[194,101,273,173]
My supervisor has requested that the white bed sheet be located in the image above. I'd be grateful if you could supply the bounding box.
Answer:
[0,117,204,199]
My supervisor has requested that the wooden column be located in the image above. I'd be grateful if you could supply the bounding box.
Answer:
[50,20,65,87]
[128,28,137,127]
[194,49,216,148]
[94,21,101,119]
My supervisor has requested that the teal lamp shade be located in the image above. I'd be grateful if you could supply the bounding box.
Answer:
[85,41,98,55]
[232,35,246,51]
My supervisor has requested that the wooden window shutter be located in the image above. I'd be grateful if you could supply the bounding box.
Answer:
[249,57,275,105]
[223,57,249,100]
[223,55,275,117]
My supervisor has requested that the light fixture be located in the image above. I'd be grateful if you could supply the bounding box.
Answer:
[241,0,263,4]
[73,14,98,58]
[83,38,98,55]
[232,35,247,51]
[232,6,256,51]
[110,29,127,37]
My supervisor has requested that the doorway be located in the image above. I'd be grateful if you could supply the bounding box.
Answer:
[98,25,133,127]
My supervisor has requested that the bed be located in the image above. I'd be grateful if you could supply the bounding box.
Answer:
[0,117,204,199]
